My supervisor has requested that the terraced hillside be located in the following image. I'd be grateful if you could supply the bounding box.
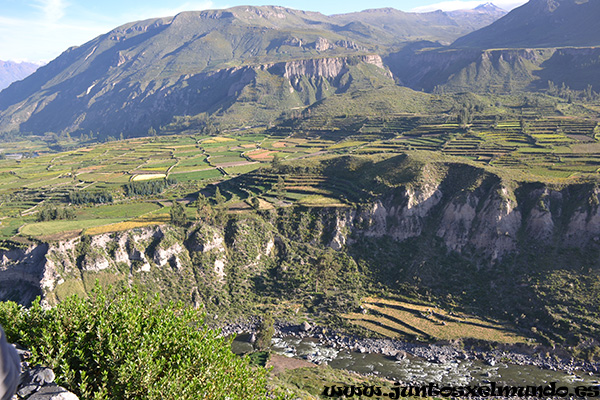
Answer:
[343,297,529,344]
[1,101,600,244]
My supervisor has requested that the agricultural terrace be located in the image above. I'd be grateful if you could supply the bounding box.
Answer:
[0,111,599,241]
[343,297,530,344]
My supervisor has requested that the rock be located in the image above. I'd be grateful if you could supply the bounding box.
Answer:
[17,384,39,398]
[31,367,56,385]
[27,385,79,400]
[14,346,79,400]
[301,321,312,332]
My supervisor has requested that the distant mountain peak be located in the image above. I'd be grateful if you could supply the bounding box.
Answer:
[453,0,600,48]
[0,60,40,91]
[474,2,505,12]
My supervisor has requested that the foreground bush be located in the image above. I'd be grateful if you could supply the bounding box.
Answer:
[0,285,271,399]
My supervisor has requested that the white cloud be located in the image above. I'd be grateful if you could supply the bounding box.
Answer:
[32,0,67,22]
[412,0,527,12]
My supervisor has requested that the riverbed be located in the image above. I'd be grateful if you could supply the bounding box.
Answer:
[231,332,599,388]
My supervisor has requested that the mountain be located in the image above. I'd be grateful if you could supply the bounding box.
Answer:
[387,0,600,92]
[446,3,507,31]
[453,0,600,48]
[0,5,504,137]
[388,46,600,92]
[0,61,40,91]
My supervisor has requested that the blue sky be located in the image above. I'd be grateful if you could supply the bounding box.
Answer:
[0,0,527,62]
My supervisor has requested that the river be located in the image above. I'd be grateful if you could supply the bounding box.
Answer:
[232,334,599,388]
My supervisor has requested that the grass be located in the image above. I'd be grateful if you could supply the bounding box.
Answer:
[20,218,125,237]
[170,169,223,181]
[296,195,348,207]
[343,297,529,344]
[132,174,167,181]
[329,141,367,150]
[84,214,170,235]
[0,217,25,239]
[224,164,261,175]
[75,203,160,219]
[1,112,600,227]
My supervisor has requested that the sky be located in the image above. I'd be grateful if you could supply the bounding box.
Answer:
[0,0,528,63]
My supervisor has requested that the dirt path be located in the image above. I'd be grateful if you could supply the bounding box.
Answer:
[266,353,317,376]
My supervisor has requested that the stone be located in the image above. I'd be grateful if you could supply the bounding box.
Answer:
[31,367,55,385]
[27,385,78,400]
[301,321,311,332]
[17,384,38,397]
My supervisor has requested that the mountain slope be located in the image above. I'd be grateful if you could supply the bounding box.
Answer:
[388,46,600,92]
[446,3,507,32]
[0,5,504,137]
[453,0,600,48]
[0,61,40,91]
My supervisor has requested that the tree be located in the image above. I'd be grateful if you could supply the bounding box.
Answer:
[0,285,272,400]
[214,187,226,224]
[271,154,282,170]
[256,314,275,351]
[196,194,213,223]
[276,176,286,201]
[170,201,187,226]
[214,187,225,208]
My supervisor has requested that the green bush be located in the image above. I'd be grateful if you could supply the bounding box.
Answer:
[0,285,272,400]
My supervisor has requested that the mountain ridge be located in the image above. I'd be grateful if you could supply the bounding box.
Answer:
[0,4,506,137]
[453,0,600,48]
[0,60,40,91]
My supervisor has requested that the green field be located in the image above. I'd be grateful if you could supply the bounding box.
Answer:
[0,104,598,240]
[75,203,161,219]
[20,219,124,237]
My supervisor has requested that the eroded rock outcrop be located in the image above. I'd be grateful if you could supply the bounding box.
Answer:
[2,168,600,305]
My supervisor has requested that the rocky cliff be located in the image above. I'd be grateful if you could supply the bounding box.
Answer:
[3,160,600,313]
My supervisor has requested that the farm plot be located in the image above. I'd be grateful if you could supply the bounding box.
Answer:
[343,297,528,343]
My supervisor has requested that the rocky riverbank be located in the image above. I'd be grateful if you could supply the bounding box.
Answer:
[221,319,600,379]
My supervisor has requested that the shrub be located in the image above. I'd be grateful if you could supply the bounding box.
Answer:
[37,206,76,222]
[68,190,113,205]
[123,178,177,197]
[0,285,272,400]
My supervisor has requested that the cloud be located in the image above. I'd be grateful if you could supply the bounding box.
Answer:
[412,0,527,12]
[32,0,67,21]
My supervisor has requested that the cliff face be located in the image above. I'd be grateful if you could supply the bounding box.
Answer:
[274,55,387,79]
[324,179,600,263]
[4,164,600,307]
